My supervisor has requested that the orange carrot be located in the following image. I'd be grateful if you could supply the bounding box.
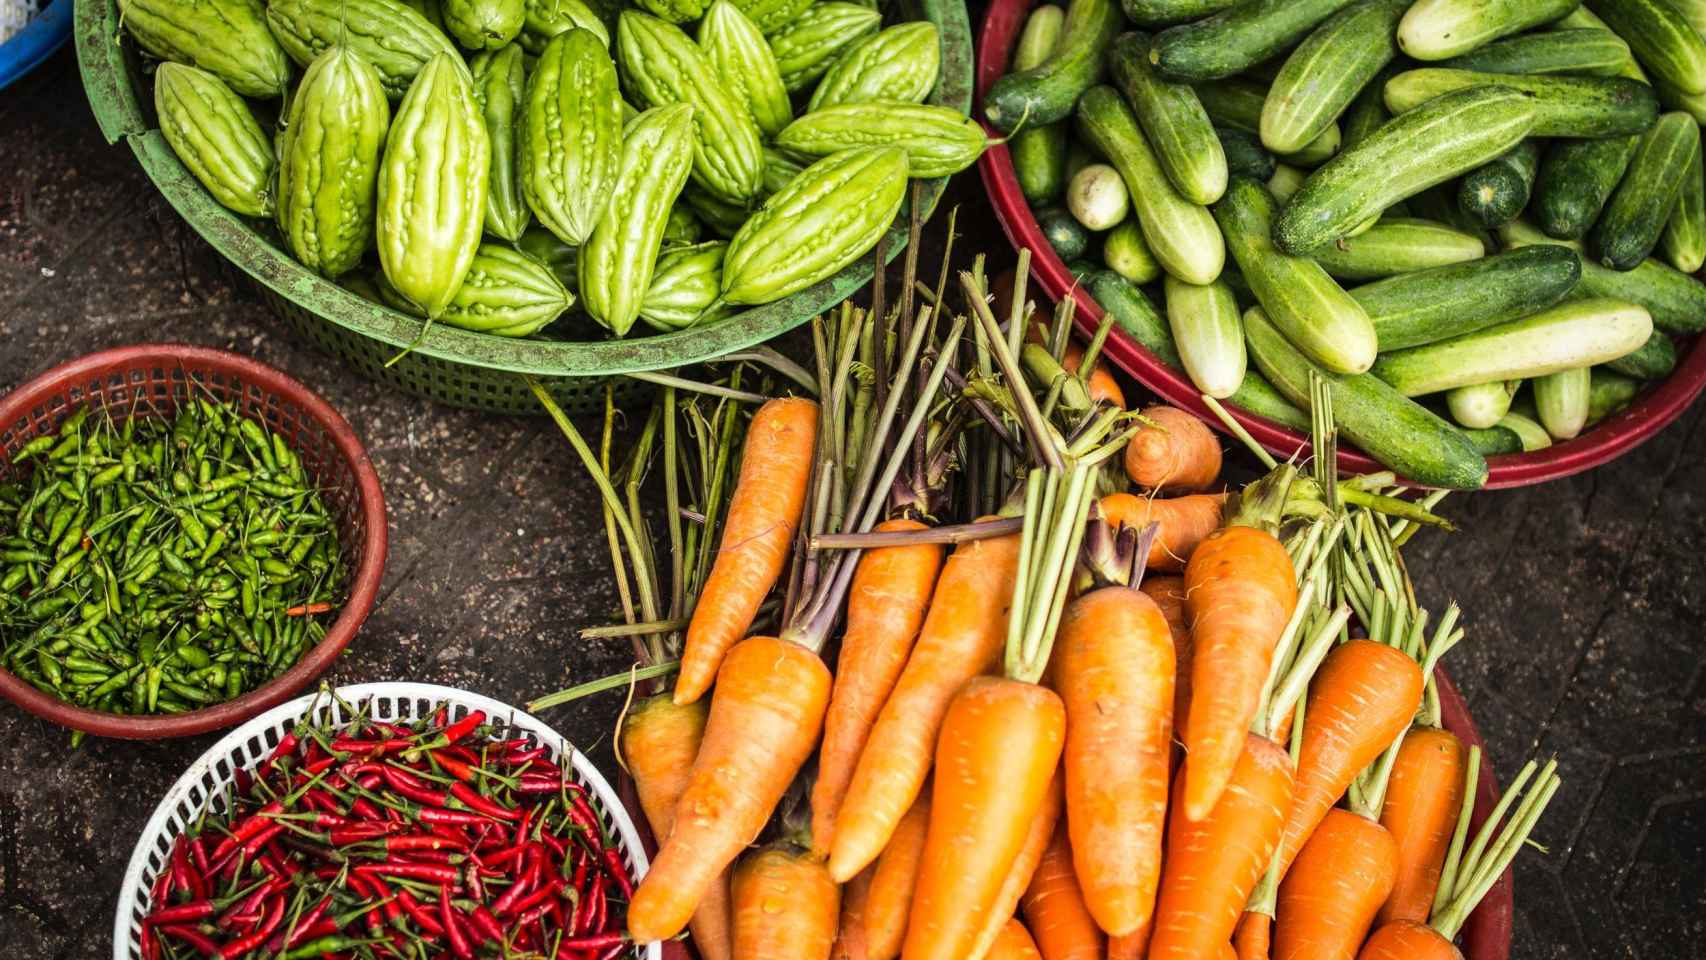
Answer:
[1148,733,1295,960]
[1138,575,1193,745]
[864,791,930,960]
[1357,920,1461,960]
[1234,911,1271,960]
[811,520,945,854]
[1274,809,1399,960]
[1181,525,1298,821]
[1021,826,1106,960]
[967,770,1065,960]
[831,868,873,960]
[1062,342,1127,409]
[989,918,1045,960]
[1101,492,1228,572]
[1056,586,1174,937]
[675,397,818,705]
[903,677,1067,960]
[627,636,832,943]
[1125,406,1222,493]
[827,524,1023,881]
[731,845,840,960]
[620,695,733,960]
[1376,728,1466,926]
[1109,930,1147,960]
[1274,640,1423,878]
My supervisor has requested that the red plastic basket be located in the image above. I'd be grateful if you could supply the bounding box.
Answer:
[0,345,388,738]
[975,0,1706,489]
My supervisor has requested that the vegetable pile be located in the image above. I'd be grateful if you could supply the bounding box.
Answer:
[988,0,1706,488]
[0,399,344,725]
[135,695,636,960]
[123,0,988,340]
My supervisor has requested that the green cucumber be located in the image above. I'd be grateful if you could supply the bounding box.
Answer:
[1037,205,1093,259]
[1261,0,1408,156]
[1447,380,1517,428]
[1215,176,1377,373]
[1661,130,1706,272]
[985,0,1123,133]
[1351,244,1582,350]
[1341,64,1398,149]
[1533,366,1592,438]
[1009,5,1071,205]
[1196,79,1342,166]
[1148,0,1362,83]
[1656,75,1706,124]
[1592,112,1701,269]
[1532,136,1640,239]
[1103,219,1163,282]
[1603,328,1678,377]
[1497,410,1554,450]
[1244,305,1489,487]
[1274,86,1537,254]
[1217,127,1276,180]
[1397,0,1581,62]
[1407,182,1498,247]
[1461,424,1525,455]
[1067,163,1131,230]
[1164,275,1246,397]
[1109,31,1228,205]
[1076,85,1226,284]
[1121,0,1237,27]
[1064,259,1101,284]
[1437,28,1632,76]
[1310,217,1486,281]
[1554,5,1651,81]
[1371,297,1655,395]
[1228,369,1313,430]
[1267,162,1307,203]
[1458,140,1542,228]
[1587,368,1642,422]
[1585,0,1706,95]
[1383,69,1660,137]
[1502,218,1706,333]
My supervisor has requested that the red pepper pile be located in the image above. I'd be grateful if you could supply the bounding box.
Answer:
[137,701,635,960]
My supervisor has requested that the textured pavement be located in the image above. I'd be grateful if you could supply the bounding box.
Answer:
[2,49,1702,959]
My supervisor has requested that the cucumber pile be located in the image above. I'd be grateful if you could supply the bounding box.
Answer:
[990,0,1706,488]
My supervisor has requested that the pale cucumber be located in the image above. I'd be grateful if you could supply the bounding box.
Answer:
[1261,0,1408,156]
[1533,366,1592,439]
[1498,410,1554,450]
[1660,120,1706,272]
[1383,69,1660,138]
[1310,217,1486,281]
[1109,31,1228,204]
[1397,0,1581,61]
[1446,380,1517,429]
[1104,219,1163,282]
[1164,275,1246,397]
[1501,217,1706,334]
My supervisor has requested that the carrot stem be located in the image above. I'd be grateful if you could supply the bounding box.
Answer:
[812,516,1024,549]
[1202,394,1279,470]
[1430,750,1560,939]
[721,347,819,396]
[625,370,769,404]
[528,661,681,711]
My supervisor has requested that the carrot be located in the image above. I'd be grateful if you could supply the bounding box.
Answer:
[1125,406,1222,493]
[1020,826,1106,960]
[989,918,1045,960]
[1147,733,1295,960]
[902,677,1067,960]
[627,636,832,943]
[1376,728,1466,927]
[1356,920,1461,960]
[1109,931,1147,960]
[1181,524,1298,821]
[1273,640,1423,878]
[1062,342,1127,409]
[1139,574,1193,745]
[827,524,1023,881]
[1101,492,1227,572]
[620,695,733,960]
[1055,586,1174,937]
[675,396,818,705]
[831,868,873,960]
[1234,910,1271,960]
[1273,809,1398,960]
[863,791,930,960]
[966,769,1065,960]
[811,519,945,855]
[731,844,840,960]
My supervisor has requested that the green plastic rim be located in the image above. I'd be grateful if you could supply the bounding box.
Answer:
[75,0,972,412]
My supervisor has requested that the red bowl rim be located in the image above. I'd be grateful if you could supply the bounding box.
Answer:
[0,344,388,739]
[973,0,1706,490]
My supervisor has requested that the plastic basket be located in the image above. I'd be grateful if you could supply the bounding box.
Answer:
[113,682,660,960]
[0,0,70,91]
[73,0,974,415]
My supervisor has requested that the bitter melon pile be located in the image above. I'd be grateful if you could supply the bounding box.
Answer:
[124,0,986,338]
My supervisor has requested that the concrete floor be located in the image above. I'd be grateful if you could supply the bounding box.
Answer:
[2,49,1702,960]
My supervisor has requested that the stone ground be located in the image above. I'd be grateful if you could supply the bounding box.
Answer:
[2,47,1702,960]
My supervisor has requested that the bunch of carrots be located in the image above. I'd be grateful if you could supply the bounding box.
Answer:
[528,213,1560,960]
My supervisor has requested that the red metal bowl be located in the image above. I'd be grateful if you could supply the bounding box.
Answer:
[0,345,387,738]
[975,0,1706,489]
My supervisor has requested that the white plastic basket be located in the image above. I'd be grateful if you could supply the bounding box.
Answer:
[112,682,659,960]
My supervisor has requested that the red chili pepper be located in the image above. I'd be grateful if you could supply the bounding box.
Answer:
[258,732,300,780]
[439,885,474,960]
[381,833,465,853]
[380,767,445,808]
[148,860,172,909]
[417,807,489,829]
[279,897,334,950]
[158,924,221,954]
[302,755,339,777]
[139,922,160,960]
[504,746,549,767]
[468,905,504,945]
[516,774,564,795]
[366,874,406,930]
[595,942,627,960]
[482,844,527,871]
[215,894,286,958]
[279,918,339,951]
[599,848,633,899]
[572,881,596,936]
[354,862,461,885]
[450,782,517,821]
[507,878,562,920]
[169,835,200,903]
[465,861,486,902]
[349,797,383,821]
[144,900,217,927]
[433,753,477,784]
[395,887,446,939]
[210,801,284,864]
[490,848,539,917]
[331,736,414,756]
[218,878,288,930]
[551,931,626,954]
[328,822,399,845]
[570,852,589,896]
[301,790,340,816]
[347,874,385,938]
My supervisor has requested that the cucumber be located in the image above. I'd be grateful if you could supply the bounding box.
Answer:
[1661,129,1706,272]
[1273,86,1537,254]
[1447,380,1517,428]
[1370,297,1655,395]
[1261,0,1408,156]
[1351,244,1583,350]
[1458,140,1542,228]
[985,0,1123,133]
[1268,162,1307,203]
[1121,0,1237,27]
[1532,135,1639,239]
[1592,112,1700,269]
[1009,5,1070,204]
[1502,218,1706,333]
[1656,75,1706,124]
[1196,79,1342,166]
[1077,85,1226,284]
[1310,217,1486,281]
[1066,140,1101,181]
[1244,305,1490,488]
[1554,5,1651,81]
[1037,205,1093,260]
[1587,368,1642,423]
[1585,0,1706,95]
[1215,176,1378,373]
[1383,69,1660,137]
[1103,219,1163,282]
[1407,182,1498,247]
[1217,127,1276,180]
[1397,0,1581,62]
[1341,64,1397,149]
[1109,31,1228,205]
[1437,28,1633,76]
[1067,163,1131,230]
[1164,275,1246,397]
[1497,410,1554,450]
[1064,258,1101,284]
[1602,328,1678,377]
[1149,0,1362,83]
[1533,366,1592,438]
[1460,424,1525,455]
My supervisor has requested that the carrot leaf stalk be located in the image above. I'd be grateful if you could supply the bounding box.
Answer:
[1428,748,1561,940]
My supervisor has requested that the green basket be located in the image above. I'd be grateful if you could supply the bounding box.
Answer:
[74,0,972,414]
